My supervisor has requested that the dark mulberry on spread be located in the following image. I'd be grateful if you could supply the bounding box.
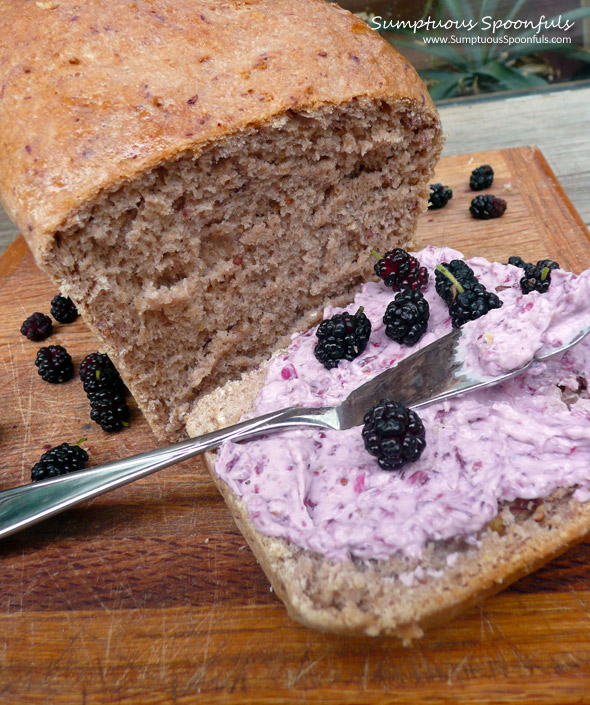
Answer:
[469,164,494,191]
[79,351,125,396]
[31,442,88,482]
[507,255,530,270]
[519,259,560,295]
[89,388,130,433]
[383,290,430,346]
[434,259,476,304]
[314,307,371,369]
[448,279,503,328]
[20,312,53,341]
[50,294,79,324]
[372,248,429,292]
[469,194,507,220]
[35,345,74,383]
[435,262,502,328]
[362,399,426,471]
[538,259,560,273]
[428,183,453,210]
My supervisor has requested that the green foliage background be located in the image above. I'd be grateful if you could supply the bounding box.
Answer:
[376,0,590,98]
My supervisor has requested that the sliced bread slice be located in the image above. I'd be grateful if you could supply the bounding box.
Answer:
[188,369,590,642]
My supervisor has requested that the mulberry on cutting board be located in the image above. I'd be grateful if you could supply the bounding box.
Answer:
[469,194,506,219]
[35,345,74,384]
[21,312,53,341]
[80,352,130,432]
[79,351,125,396]
[50,294,79,324]
[31,442,89,482]
[469,165,494,191]
[428,183,453,210]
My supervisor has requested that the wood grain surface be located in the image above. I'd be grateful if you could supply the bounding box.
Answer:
[1,146,590,704]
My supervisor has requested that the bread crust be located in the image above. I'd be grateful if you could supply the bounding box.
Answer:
[188,370,590,641]
[210,462,590,641]
[0,0,435,263]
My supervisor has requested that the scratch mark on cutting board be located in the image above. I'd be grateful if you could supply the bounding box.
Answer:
[569,586,590,618]
[114,666,131,688]
[38,556,79,612]
[95,554,140,610]
[72,557,111,613]
[507,641,530,675]
[446,655,468,685]
[479,605,497,641]
[199,606,214,679]
[158,611,186,683]
[2,345,30,435]
[102,611,116,680]
[156,472,169,526]
[286,655,325,688]
[40,628,83,684]
[159,612,168,681]
[181,606,215,692]
[19,549,25,613]
[362,658,369,690]
[151,470,165,500]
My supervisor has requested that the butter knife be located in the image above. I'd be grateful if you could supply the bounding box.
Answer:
[0,323,588,540]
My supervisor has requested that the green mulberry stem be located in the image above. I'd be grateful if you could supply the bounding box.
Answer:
[435,263,464,294]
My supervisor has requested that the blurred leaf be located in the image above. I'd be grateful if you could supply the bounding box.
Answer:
[475,61,548,88]
[477,0,497,24]
[484,0,529,59]
[427,74,471,99]
[444,0,483,65]
[503,43,590,63]
[445,0,475,23]
[516,6,590,38]
[387,0,590,100]
[420,69,467,81]
[392,37,472,71]
[496,0,529,26]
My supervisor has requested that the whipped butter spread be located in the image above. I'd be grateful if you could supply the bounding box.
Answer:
[458,264,590,380]
[215,247,590,562]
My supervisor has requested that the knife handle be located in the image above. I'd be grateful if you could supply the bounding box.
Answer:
[0,405,333,540]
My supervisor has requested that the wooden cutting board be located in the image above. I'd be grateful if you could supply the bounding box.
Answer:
[1,146,590,704]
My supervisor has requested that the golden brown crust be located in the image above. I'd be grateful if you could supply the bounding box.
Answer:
[0,0,435,262]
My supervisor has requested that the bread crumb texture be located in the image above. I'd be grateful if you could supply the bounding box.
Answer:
[52,99,441,438]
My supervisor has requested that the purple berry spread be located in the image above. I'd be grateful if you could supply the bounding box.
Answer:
[215,247,590,562]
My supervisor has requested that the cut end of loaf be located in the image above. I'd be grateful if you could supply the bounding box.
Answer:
[209,463,590,641]
[191,333,590,642]
[45,96,442,440]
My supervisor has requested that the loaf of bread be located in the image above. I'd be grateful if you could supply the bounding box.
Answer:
[186,249,590,641]
[0,0,443,441]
